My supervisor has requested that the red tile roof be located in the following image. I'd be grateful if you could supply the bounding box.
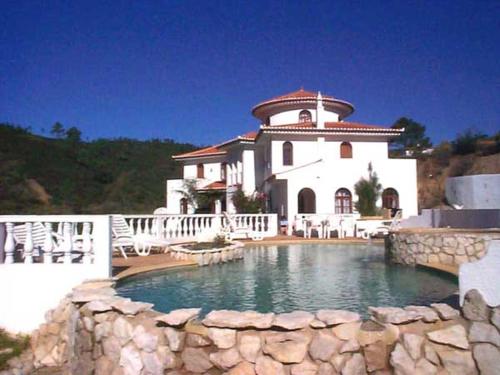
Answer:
[197,181,226,190]
[268,88,334,101]
[172,145,226,159]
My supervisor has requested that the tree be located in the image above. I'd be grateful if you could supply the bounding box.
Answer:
[176,179,223,213]
[452,128,487,155]
[50,122,65,138]
[65,126,82,143]
[391,117,431,153]
[232,187,266,213]
[354,163,382,216]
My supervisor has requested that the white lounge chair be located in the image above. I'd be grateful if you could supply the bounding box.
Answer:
[361,210,403,239]
[13,222,85,262]
[111,215,170,258]
[221,212,263,241]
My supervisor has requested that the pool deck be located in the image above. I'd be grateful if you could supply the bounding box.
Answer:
[111,236,393,280]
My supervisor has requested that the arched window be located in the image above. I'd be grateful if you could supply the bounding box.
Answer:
[283,142,293,166]
[197,164,204,178]
[382,188,399,209]
[180,198,188,214]
[221,162,227,181]
[335,188,352,214]
[340,142,352,159]
[298,110,312,123]
[298,188,316,213]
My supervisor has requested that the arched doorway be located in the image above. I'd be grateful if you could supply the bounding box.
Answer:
[382,188,399,209]
[180,198,188,214]
[298,188,316,213]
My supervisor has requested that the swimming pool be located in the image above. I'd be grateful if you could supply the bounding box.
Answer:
[116,243,457,317]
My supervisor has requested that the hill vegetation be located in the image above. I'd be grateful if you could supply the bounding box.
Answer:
[0,123,195,214]
[0,120,498,214]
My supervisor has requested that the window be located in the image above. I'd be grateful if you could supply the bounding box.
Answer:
[197,164,204,178]
[180,198,188,214]
[335,188,352,214]
[299,110,312,123]
[221,162,227,181]
[340,142,352,158]
[298,188,316,213]
[283,142,293,166]
[382,188,399,209]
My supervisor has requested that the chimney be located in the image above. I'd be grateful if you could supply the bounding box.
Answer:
[316,91,325,129]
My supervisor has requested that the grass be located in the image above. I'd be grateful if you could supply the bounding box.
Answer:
[0,329,30,370]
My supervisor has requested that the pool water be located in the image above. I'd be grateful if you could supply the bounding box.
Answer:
[116,244,458,317]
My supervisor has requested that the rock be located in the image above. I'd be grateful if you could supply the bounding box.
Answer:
[95,321,112,342]
[404,306,439,323]
[74,279,115,290]
[82,316,94,332]
[342,352,367,375]
[424,344,439,365]
[290,359,319,375]
[111,299,153,315]
[203,310,274,329]
[141,351,165,374]
[119,343,143,375]
[332,322,362,341]
[71,288,116,303]
[491,307,500,331]
[157,345,178,370]
[462,289,490,321]
[430,303,459,320]
[357,321,399,347]
[207,327,236,349]
[85,299,113,313]
[309,330,342,361]
[132,325,158,352]
[228,361,256,375]
[402,333,424,360]
[427,325,469,349]
[469,321,500,346]
[95,356,115,375]
[238,332,261,363]
[369,307,422,324]
[316,310,361,325]
[364,340,387,372]
[164,327,186,351]
[113,317,134,345]
[437,349,477,375]
[263,339,308,364]
[210,347,242,370]
[311,319,327,328]
[340,339,360,354]
[255,355,285,375]
[102,336,121,361]
[415,358,437,375]
[186,333,211,347]
[318,362,336,375]
[155,308,201,326]
[331,353,351,372]
[390,343,415,375]
[473,343,500,375]
[181,347,213,373]
[273,311,314,330]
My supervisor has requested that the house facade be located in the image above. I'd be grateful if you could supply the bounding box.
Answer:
[166,89,418,228]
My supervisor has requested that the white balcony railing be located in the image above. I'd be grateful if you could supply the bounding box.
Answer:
[124,213,278,242]
[293,213,360,238]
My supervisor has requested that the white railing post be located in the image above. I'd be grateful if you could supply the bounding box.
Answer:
[24,222,34,264]
[92,216,112,277]
[63,222,73,264]
[0,223,5,264]
[43,222,53,264]
[4,223,15,264]
[82,222,92,264]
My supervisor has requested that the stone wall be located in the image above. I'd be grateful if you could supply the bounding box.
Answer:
[169,242,244,266]
[386,228,500,266]
[3,280,500,375]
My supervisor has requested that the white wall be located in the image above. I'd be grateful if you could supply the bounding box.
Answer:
[269,109,339,126]
[446,174,500,209]
[183,162,222,181]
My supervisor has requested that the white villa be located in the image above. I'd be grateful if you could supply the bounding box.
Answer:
[166,89,418,233]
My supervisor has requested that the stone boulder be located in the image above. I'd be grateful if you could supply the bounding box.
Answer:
[427,325,469,349]
[203,310,274,329]
[272,311,314,330]
[155,308,201,327]
[316,309,360,326]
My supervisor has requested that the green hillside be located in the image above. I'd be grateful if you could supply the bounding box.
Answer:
[0,124,196,214]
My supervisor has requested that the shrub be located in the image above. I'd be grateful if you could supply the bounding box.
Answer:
[354,163,382,216]
[448,156,474,177]
[432,142,452,167]
[232,187,266,213]
[452,128,487,155]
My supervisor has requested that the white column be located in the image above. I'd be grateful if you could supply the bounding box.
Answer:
[242,149,255,195]
[316,92,325,129]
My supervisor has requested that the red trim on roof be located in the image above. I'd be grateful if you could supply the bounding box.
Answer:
[268,88,334,101]
[197,181,226,191]
[172,145,226,159]
[260,121,403,132]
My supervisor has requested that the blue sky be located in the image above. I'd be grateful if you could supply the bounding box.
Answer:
[1,0,498,146]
